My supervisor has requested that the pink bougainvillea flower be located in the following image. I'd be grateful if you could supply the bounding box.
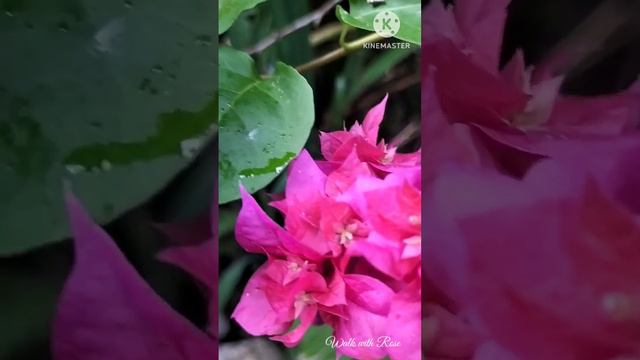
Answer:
[53,191,216,360]
[320,274,396,360]
[424,0,640,166]
[233,96,421,359]
[422,68,496,183]
[235,185,322,262]
[325,149,374,197]
[338,172,421,282]
[233,254,404,351]
[320,95,420,170]
[427,143,640,359]
[271,150,372,258]
[232,257,346,347]
[387,281,422,360]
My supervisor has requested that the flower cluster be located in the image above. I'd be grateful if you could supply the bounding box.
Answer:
[425,1,640,359]
[232,96,422,359]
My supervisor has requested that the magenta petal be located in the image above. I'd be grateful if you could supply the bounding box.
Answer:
[237,186,322,260]
[231,263,290,336]
[501,49,528,90]
[344,274,394,316]
[386,288,421,360]
[362,94,388,144]
[320,131,353,161]
[314,271,347,307]
[326,149,373,196]
[53,192,215,360]
[423,0,462,47]
[270,305,318,347]
[455,0,510,72]
[285,149,327,200]
[236,186,287,257]
[333,301,389,360]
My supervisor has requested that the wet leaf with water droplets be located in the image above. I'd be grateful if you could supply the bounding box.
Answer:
[336,0,421,45]
[0,0,216,254]
[218,46,313,203]
[218,0,266,34]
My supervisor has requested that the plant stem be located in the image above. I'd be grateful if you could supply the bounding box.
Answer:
[296,33,384,73]
[246,0,342,55]
[533,0,640,82]
[309,23,345,46]
[338,24,349,48]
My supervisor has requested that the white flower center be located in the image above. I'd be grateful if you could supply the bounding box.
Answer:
[403,235,421,245]
[337,223,358,245]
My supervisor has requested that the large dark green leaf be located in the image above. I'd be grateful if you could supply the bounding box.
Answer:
[218,46,313,204]
[336,0,421,45]
[0,0,215,254]
[219,0,266,34]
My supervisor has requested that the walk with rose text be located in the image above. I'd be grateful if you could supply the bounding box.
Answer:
[325,335,402,349]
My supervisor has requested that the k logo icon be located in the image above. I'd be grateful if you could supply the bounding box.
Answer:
[373,10,400,38]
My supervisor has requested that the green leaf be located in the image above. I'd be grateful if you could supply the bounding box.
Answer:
[336,0,421,45]
[291,325,336,360]
[218,46,313,204]
[330,48,414,124]
[0,1,216,254]
[218,208,238,237]
[218,256,250,311]
[219,0,267,34]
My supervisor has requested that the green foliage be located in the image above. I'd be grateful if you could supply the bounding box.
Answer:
[330,48,414,124]
[336,0,421,44]
[218,46,314,204]
[291,325,336,360]
[0,0,216,254]
[219,0,267,34]
[218,256,250,312]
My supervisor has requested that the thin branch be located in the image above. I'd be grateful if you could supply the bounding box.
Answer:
[296,33,384,73]
[533,0,640,82]
[390,120,420,149]
[309,23,345,46]
[246,0,342,55]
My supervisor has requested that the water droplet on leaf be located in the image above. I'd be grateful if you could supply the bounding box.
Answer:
[151,65,164,74]
[57,22,70,32]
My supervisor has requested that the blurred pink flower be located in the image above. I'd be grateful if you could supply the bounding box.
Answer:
[53,191,217,360]
[427,145,640,359]
[424,0,640,164]
[423,1,640,359]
